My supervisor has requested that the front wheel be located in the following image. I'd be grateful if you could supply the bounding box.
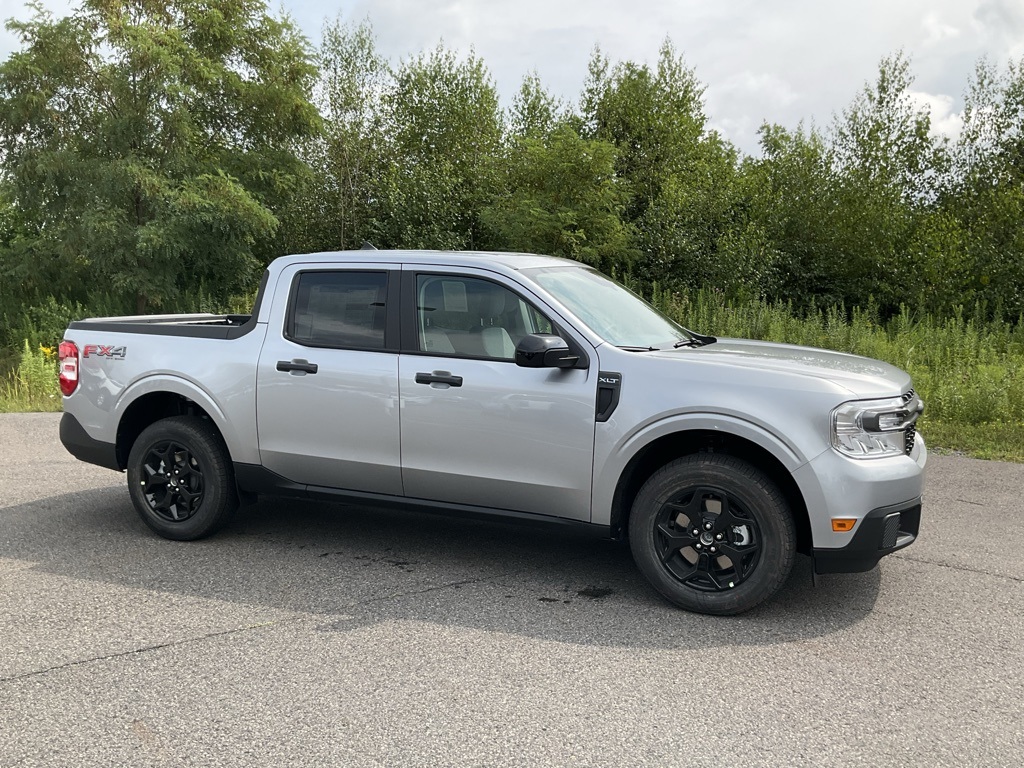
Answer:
[629,454,795,615]
[127,416,238,540]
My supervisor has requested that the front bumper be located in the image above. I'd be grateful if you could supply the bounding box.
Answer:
[793,430,926,550]
[812,497,921,574]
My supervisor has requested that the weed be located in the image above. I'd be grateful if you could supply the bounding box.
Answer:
[0,341,61,413]
[664,289,1024,462]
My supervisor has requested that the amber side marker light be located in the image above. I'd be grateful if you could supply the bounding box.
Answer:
[832,518,857,532]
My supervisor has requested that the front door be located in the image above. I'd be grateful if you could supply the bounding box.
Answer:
[398,269,597,521]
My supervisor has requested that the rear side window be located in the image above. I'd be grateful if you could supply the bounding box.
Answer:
[287,271,388,349]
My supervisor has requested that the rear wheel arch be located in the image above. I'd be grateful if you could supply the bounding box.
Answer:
[609,429,812,555]
[116,392,226,469]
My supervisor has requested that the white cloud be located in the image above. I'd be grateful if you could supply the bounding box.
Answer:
[3,0,1021,155]
[705,71,800,146]
[973,0,1024,59]
[716,71,799,107]
[909,90,964,141]
[923,13,960,45]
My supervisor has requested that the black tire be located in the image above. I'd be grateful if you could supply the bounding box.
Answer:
[629,454,795,615]
[127,416,238,541]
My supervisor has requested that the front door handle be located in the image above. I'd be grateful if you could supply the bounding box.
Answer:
[277,359,318,375]
[415,371,463,387]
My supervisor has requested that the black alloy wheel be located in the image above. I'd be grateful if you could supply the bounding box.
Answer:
[629,453,795,615]
[653,484,762,592]
[138,440,205,522]
[127,416,238,540]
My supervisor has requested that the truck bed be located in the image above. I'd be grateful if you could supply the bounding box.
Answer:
[68,313,256,340]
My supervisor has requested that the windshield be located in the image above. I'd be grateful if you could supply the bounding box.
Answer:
[528,266,692,349]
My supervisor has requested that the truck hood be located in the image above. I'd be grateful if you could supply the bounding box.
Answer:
[649,338,912,398]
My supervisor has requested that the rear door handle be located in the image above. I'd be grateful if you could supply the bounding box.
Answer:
[277,359,318,375]
[415,371,463,387]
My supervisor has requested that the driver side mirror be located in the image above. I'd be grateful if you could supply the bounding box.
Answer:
[515,334,580,369]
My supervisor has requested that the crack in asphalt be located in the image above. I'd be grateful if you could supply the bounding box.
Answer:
[954,498,985,507]
[0,619,303,685]
[0,577,488,685]
[891,552,1024,584]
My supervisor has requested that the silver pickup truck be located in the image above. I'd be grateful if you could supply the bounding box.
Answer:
[58,249,926,614]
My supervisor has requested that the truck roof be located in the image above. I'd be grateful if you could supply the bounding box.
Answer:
[270,249,580,271]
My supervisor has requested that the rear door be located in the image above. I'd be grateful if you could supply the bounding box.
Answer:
[256,263,403,494]
[398,267,597,521]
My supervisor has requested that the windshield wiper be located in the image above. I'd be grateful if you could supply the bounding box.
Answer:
[617,345,658,352]
[674,330,717,348]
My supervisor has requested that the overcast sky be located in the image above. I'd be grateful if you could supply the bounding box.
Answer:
[2,0,1022,155]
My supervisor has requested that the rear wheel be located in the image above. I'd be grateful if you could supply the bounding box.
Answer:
[629,454,795,615]
[127,416,237,540]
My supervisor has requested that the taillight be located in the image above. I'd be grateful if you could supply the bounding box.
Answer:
[58,340,79,396]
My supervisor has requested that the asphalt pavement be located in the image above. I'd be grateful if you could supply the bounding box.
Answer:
[1,413,1022,767]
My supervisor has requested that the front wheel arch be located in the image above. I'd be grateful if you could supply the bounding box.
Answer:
[610,430,812,555]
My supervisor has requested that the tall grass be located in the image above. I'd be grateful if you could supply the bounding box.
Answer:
[0,341,61,413]
[654,287,1024,460]
[1,287,1021,460]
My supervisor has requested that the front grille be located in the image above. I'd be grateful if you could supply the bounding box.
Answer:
[904,424,916,455]
[880,512,901,549]
[902,389,919,455]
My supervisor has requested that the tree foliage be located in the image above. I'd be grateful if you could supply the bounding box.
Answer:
[0,0,319,311]
[829,54,936,310]
[481,124,631,266]
[748,124,838,302]
[509,73,561,140]
[939,58,1024,317]
[578,41,762,293]
[274,16,385,256]
[2,7,1023,334]
[368,46,503,250]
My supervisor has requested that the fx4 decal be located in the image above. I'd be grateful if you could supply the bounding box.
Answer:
[83,345,127,359]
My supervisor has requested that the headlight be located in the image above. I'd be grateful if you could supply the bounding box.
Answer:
[831,394,923,459]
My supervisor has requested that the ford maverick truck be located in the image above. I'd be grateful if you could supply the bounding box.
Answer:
[58,250,926,614]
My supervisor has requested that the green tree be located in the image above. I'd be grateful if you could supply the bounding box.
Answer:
[481,124,631,266]
[275,16,385,255]
[370,46,503,249]
[833,53,934,200]
[580,41,752,294]
[750,54,948,314]
[942,57,1024,318]
[0,180,37,306]
[0,0,319,312]
[508,72,561,139]
[829,53,937,311]
[746,123,839,303]
[581,41,706,221]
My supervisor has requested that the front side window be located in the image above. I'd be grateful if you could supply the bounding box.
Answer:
[288,271,388,349]
[416,275,552,360]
